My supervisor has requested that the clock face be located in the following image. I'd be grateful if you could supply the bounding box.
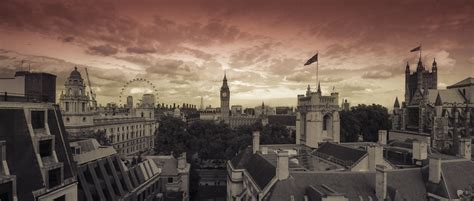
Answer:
[222,92,227,97]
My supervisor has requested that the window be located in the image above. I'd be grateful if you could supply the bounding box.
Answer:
[66,118,70,122]
[82,102,85,112]
[167,177,173,183]
[48,168,62,188]
[82,117,86,122]
[53,195,65,201]
[65,102,69,112]
[31,111,45,129]
[39,140,53,157]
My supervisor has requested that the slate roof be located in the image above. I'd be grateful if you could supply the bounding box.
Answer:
[427,89,465,104]
[267,115,296,126]
[267,168,427,201]
[147,155,178,176]
[230,146,252,169]
[243,153,276,190]
[447,77,474,89]
[313,142,367,168]
[440,160,474,199]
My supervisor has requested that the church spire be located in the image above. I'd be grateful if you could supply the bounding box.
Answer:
[394,97,400,108]
[435,92,442,106]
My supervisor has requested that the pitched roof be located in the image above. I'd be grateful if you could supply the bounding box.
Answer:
[313,143,367,168]
[230,146,252,169]
[243,153,276,189]
[267,169,427,201]
[440,160,474,199]
[267,115,296,126]
[427,89,465,104]
[447,77,474,89]
[147,155,178,176]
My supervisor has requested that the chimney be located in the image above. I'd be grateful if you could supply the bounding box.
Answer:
[178,152,187,170]
[375,165,387,201]
[368,145,383,171]
[378,130,387,145]
[261,146,268,155]
[252,131,260,154]
[412,141,428,162]
[277,150,289,180]
[458,138,472,160]
[428,157,442,183]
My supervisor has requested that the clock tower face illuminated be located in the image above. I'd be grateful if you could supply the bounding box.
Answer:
[220,73,230,118]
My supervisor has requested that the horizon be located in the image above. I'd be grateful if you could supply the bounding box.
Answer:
[0,0,472,108]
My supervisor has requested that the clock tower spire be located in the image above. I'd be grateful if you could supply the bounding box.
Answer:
[220,72,230,120]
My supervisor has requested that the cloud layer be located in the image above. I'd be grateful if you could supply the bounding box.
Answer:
[0,0,472,107]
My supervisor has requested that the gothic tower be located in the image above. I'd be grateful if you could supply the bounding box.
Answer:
[59,67,94,135]
[296,82,340,148]
[220,73,230,120]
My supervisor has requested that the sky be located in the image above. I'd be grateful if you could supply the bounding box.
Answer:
[0,0,472,108]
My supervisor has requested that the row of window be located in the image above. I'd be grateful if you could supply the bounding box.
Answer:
[137,181,160,201]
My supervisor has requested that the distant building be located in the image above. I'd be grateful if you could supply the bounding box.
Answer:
[342,98,350,111]
[127,96,134,109]
[220,73,230,120]
[296,83,340,148]
[141,94,156,108]
[145,154,190,200]
[0,74,78,201]
[59,67,158,156]
[275,106,294,115]
[231,105,243,116]
[391,58,473,154]
[0,70,56,103]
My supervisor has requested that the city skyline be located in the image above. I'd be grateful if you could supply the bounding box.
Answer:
[1,0,473,108]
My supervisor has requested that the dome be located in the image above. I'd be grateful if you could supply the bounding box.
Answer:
[69,66,82,79]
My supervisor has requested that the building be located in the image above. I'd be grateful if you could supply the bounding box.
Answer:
[0,71,56,103]
[227,80,474,200]
[127,96,134,109]
[70,138,167,201]
[217,74,269,128]
[0,72,78,201]
[296,83,340,148]
[342,99,350,112]
[59,67,158,156]
[220,73,230,120]
[391,58,473,153]
[145,154,190,200]
[231,105,243,116]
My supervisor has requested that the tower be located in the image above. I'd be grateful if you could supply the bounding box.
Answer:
[127,96,133,109]
[296,82,340,148]
[59,67,94,135]
[220,73,230,120]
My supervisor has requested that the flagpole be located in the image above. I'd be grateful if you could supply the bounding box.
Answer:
[316,51,319,85]
[419,43,422,60]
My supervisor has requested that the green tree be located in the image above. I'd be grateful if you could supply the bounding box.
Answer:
[340,104,390,142]
[155,116,193,157]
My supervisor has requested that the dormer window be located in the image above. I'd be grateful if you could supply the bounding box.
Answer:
[39,139,53,157]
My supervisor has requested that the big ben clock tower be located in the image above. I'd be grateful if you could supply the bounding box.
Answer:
[220,73,230,119]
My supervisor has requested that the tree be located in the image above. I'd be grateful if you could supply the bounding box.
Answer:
[155,116,193,157]
[340,104,390,142]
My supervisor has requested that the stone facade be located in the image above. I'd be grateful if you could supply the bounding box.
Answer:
[296,83,340,148]
[59,67,158,156]
[391,59,473,152]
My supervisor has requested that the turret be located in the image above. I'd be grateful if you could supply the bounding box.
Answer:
[316,82,322,94]
[435,93,442,117]
[405,62,410,103]
[394,97,400,108]
[306,84,311,96]
[432,58,438,89]
[416,59,424,92]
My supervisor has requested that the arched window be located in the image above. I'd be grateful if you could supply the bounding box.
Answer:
[323,115,331,131]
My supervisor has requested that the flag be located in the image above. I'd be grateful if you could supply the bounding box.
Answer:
[304,53,318,66]
[410,45,421,52]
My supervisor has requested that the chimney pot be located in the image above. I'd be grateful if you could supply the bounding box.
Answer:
[378,130,387,145]
[277,150,289,180]
[376,165,387,201]
[252,131,260,154]
[429,157,442,183]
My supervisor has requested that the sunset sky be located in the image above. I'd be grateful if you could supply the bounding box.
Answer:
[0,0,472,108]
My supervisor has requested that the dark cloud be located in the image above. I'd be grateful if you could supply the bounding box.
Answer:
[62,36,75,43]
[126,47,156,54]
[86,45,119,56]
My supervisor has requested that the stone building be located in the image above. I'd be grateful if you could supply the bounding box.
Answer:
[59,67,158,156]
[296,83,340,148]
[391,58,473,153]
[0,73,78,201]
